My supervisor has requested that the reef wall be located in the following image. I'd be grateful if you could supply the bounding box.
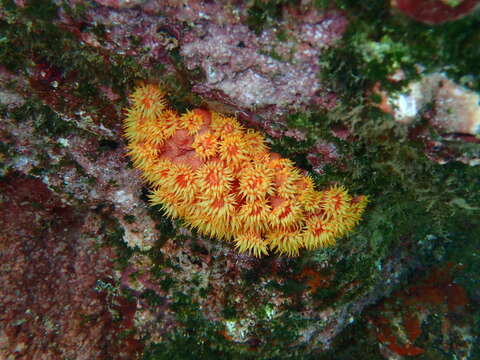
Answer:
[0,1,479,359]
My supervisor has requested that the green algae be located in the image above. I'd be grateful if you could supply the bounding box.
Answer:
[252,2,480,356]
[246,0,297,34]
[317,0,480,92]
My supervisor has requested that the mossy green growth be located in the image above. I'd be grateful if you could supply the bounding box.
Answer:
[245,0,299,34]
[0,0,150,123]
[2,97,73,137]
[142,291,244,360]
[318,0,480,92]
[276,0,480,242]
[267,71,479,322]
[268,103,480,355]
[101,214,135,269]
[142,288,313,360]
[313,319,384,360]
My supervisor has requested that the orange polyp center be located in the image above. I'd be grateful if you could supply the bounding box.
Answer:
[201,136,215,150]
[333,197,341,210]
[228,144,238,156]
[328,194,342,210]
[207,170,220,185]
[279,205,292,219]
[224,123,235,133]
[271,163,283,171]
[175,174,190,188]
[313,226,325,236]
[137,116,147,127]
[206,136,215,146]
[142,97,153,108]
[249,177,262,189]
[212,197,225,209]
[158,168,169,177]
[187,117,197,126]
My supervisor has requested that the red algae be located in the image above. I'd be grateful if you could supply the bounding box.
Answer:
[369,264,471,358]
[403,313,422,342]
[0,174,142,359]
[297,267,332,293]
[392,0,480,24]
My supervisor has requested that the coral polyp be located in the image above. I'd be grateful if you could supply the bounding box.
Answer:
[129,84,167,121]
[124,83,367,257]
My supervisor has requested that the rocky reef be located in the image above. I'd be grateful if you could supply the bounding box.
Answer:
[0,0,479,359]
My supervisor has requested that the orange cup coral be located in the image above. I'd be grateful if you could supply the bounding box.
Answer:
[124,84,367,257]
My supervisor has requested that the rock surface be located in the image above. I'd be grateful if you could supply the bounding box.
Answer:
[0,1,479,359]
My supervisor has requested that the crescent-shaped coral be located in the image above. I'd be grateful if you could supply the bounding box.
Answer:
[124,83,367,257]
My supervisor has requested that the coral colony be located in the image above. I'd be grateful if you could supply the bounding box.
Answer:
[124,84,367,257]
